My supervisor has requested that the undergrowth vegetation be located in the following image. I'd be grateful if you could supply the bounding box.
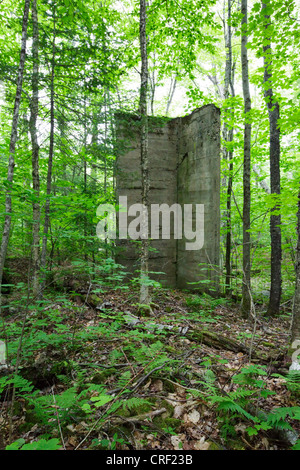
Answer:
[0,260,299,451]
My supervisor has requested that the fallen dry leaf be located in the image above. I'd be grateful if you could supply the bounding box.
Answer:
[194,437,211,450]
[173,405,185,419]
[187,409,200,424]
[151,379,163,392]
[171,434,185,450]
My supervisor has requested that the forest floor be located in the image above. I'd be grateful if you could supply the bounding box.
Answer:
[0,282,299,451]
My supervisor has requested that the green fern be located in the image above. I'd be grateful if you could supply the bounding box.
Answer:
[0,375,34,395]
[29,387,80,425]
[117,370,132,389]
[121,397,152,413]
[210,394,259,422]
[272,371,300,394]
[265,406,300,429]
[79,383,107,397]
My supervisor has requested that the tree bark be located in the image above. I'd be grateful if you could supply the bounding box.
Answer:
[40,7,56,293]
[291,186,300,343]
[240,0,252,318]
[223,0,236,296]
[0,0,31,299]
[29,0,41,298]
[262,1,282,316]
[139,0,150,305]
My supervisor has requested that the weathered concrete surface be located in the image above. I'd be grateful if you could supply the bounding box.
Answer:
[115,105,220,291]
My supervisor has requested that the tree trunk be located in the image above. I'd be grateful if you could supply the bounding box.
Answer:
[40,7,56,292]
[291,186,300,344]
[262,1,282,316]
[149,49,156,116]
[29,0,41,298]
[240,0,252,318]
[165,76,177,116]
[0,0,31,299]
[139,0,150,305]
[223,0,236,296]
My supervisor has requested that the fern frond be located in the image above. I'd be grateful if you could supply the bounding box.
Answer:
[117,370,132,389]
[266,407,300,429]
[121,397,152,412]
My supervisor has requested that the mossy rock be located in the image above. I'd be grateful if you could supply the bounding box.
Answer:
[84,293,101,308]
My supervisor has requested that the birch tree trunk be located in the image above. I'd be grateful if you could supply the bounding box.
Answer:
[40,7,56,292]
[29,0,41,298]
[240,0,252,318]
[165,76,177,116]
[262,1,282,316]
[139,0,150,305]
[0,0,31,297]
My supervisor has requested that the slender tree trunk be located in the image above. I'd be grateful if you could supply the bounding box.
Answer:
[91,106,98,190]
[291,186,300,344]
[29,0,40,298]
[139,0,150,305]
[262,1,282,316]
[223,0,236,296]
[0,0,31,298]
[225,153,233,293]
[82,97,88,261]
[240,0,252,318]
[104,90,108,194]
[149,50,156,116]
[40,7,56,291]
[165,76,177,116]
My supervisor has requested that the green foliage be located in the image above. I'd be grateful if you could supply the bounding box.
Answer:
[81,393,113,414]
[120,396,152,413]
[6,438,62,450]
[28,387,84,426]
[265,407,300,430]
[93,258,128,290]
[0,0,300,453]
[91,433,129,450]
[292,439,300,450]
[186,293,230,312]
[0,375,34,395]
[272,371,300,395]
[116,370,132,390]
[205,364,300,441]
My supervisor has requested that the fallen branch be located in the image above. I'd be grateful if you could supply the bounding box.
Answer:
[108,407,167,426]
[124,314,283,365]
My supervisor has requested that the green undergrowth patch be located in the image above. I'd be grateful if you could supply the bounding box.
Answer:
[0,287,299,450]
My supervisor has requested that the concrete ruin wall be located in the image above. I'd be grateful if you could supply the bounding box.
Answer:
[115,104,220,291]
